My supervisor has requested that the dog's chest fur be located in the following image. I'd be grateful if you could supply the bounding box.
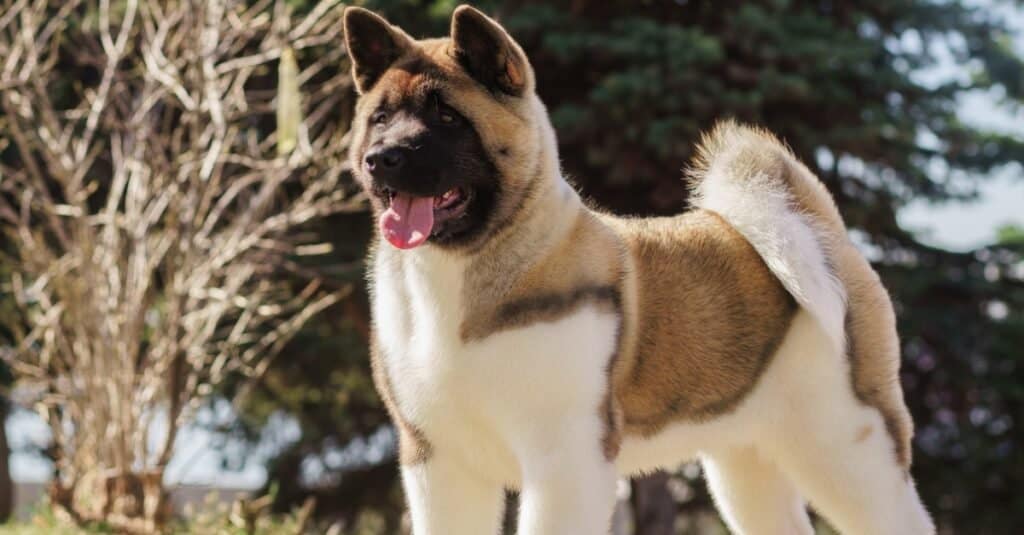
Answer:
[373,245,619,484]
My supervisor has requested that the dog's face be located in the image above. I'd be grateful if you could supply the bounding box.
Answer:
[344,5,544,251]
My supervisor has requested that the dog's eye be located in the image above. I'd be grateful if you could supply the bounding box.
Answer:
[437,103,462,126]
[371,111,388,125]
[430,92,462,126]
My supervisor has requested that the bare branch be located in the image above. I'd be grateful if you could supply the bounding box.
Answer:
[0,1,358,529]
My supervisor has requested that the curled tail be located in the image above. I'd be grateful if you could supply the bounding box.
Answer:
[688,120,847,351]
[689,120,913,468]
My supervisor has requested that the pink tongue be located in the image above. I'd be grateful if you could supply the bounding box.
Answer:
[379,193,435,249]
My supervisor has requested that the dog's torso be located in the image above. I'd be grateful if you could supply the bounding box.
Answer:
[370,188,798,486]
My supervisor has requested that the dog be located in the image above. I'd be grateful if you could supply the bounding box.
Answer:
[343,5,935,534]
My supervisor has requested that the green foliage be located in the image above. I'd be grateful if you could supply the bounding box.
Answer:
[997,223,1024,245]
[0,498,117,534]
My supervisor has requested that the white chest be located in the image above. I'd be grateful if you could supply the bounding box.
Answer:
[372,249,619,482]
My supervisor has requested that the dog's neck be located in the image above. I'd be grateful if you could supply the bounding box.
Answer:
[477,126,582,264]
[493,169,581,255]
[477,102,584,261]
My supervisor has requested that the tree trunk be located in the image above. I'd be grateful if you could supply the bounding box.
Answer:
[0,399,13,522]
[632,472,676,535]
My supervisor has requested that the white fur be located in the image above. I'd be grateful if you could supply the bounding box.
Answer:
[693,167,848,353]
[617,311,934,535]
[701,447,814,535]
[374,247,619,535]
[402,458,505,533]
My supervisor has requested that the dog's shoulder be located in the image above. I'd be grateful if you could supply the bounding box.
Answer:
[459,209,628,342]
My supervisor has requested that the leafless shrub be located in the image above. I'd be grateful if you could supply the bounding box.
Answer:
[0,0,358,531]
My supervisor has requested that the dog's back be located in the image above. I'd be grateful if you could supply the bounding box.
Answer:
[602,209,797,436]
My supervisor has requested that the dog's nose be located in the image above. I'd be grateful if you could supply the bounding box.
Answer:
[365,147,406,175]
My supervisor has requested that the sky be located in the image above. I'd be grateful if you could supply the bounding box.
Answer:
[6,2,1024,489]
[899,87,1024,250]
[899,0,1024,250]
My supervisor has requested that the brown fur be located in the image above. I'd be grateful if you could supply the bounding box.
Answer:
[347,7,910,474]
[691,122,914,468]
[460,210,625,341]
[605,211,798,436]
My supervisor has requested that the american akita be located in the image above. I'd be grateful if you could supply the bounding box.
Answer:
[343,5,935,534]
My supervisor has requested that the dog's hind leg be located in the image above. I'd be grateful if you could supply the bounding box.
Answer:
[701,446,814,535]
[773,410,933,535]
[766,314,935,535]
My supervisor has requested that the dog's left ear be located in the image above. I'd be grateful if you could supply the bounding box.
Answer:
[450,5,533,97]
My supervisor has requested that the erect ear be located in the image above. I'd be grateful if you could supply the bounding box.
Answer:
[343,7,414,93]
[450,5,532,96]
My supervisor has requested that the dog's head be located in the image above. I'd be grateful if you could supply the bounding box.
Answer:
[344,5,549,251]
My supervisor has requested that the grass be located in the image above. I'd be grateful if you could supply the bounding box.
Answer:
[0,496,319,535]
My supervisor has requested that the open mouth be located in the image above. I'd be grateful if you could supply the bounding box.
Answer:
[430,186,472,219]
[379,186,473,249]
[383,186,472,221]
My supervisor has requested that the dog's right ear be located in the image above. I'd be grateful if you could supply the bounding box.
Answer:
[343,7,413,93]
[450,5,532,96]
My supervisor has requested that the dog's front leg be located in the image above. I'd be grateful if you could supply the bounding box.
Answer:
[516,419,618,535]
[402,455,505,535]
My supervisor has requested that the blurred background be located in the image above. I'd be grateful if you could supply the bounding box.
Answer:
[0,0,1022,533]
